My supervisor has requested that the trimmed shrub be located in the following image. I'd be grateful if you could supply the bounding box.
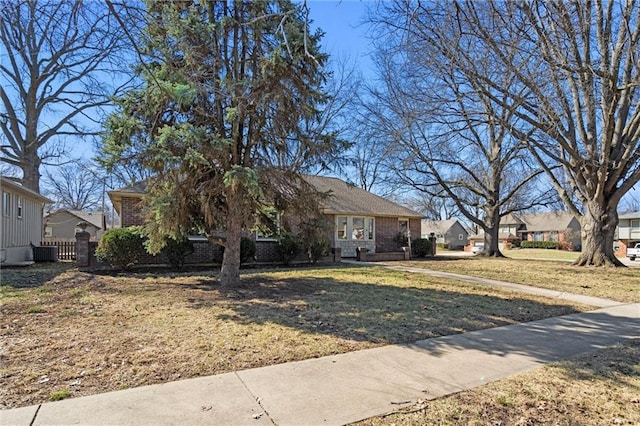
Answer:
[412,238,432,258]
[240,236,256,264]
[276,232,301,265]
[161,236,194,270]
[520,241,559,249]
[96,227,146,269]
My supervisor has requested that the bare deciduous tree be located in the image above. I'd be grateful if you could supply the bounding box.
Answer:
[435,0,640,266]
[0,0,131,192]
[43,164,104,211]
[368,1,555,256]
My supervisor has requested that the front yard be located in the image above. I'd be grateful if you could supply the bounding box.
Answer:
[1,262,588,409]
[393,253,640,303]
[1,258,637,425]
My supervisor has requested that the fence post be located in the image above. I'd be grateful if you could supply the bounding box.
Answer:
[76,231,91,267]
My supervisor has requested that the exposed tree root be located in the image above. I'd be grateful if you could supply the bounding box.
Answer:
[573,253,626,267]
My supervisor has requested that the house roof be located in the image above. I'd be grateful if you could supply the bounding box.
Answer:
[512,211,578,232]
[45,209,104,229]
[303,175,423,218]
[0,176,52,203]
[108,175,423,219]
[619,211,640,220]
[421,219,465,235]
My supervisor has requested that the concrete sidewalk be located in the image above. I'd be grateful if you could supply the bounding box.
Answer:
[2,302,638,426]
[343,260,622,308]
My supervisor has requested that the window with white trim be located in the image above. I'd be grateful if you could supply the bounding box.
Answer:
[631,219,640,231]
[45,226,53,237]
[336,216,374,241]
[17,196,23,219]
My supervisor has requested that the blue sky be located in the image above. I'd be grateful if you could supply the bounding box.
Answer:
[308,1,373,72]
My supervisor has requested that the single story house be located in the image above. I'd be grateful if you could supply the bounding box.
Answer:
[466,211,581,251]
[108,175,423,260]
[1,177,52,265]
[44,209,105,242]
[614,211,640,257]
[421,219,468,249]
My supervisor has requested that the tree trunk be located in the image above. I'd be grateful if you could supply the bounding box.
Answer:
[219,191,243,287]
[481,205,504,257]
[574,202,623,267]
[20,150,41,192]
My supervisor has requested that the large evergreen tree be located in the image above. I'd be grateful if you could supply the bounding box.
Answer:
[101,0,341,286]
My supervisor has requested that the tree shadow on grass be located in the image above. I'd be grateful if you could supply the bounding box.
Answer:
[177,272,586,346]
[0,262,75,289]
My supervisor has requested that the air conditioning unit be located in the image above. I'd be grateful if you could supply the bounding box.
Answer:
[33,246,58,262]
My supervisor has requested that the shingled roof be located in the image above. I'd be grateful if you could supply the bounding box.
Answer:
[303,175,423,218]
[512,211,578,232]
[108,175,422,219]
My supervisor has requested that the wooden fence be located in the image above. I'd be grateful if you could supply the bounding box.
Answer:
[40,241,77,261]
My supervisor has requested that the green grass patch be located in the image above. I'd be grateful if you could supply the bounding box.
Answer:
[49,389,70,401]
[25,305,46,314]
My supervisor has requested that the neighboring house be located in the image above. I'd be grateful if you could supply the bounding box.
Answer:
[421,219,468,249]
[43,209,105,242]
[1,177,52,265]
[614,211,640,257]
[108,175,423,259]
[466,211,581,251]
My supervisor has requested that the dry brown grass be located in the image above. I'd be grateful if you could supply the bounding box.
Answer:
[393,256,640,303]
[355,339,640,426]
[0,263,588,409]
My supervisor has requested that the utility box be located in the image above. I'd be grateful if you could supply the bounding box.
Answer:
[33,246,58,262]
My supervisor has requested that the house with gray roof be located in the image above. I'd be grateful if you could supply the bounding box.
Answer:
[466,211,581,251]
[43,209,105,242]
[421,219,468,249]
[108,175,423,259]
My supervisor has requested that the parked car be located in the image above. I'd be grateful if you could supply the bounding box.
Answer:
[627,243,640,261]
[471,243,484,254]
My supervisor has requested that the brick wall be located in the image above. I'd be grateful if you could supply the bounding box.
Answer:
[616,239,628,257]
[121,197,144,227]
[374,217,420,252]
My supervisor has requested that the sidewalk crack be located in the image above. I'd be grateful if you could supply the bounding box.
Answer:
[29,404,41,426]
[234,372,277,425]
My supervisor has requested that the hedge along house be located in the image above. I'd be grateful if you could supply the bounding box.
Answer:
[1,176,52,265]
[108,175,423,261]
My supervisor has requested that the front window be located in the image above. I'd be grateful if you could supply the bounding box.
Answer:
[336,216,374,241]
[352,217,365,240]
[548,231,559,242]
[17,196,23,219]
[337,216,348,240]
[631,220,640,231]
[45,226,53,237]
[533,231,544,241]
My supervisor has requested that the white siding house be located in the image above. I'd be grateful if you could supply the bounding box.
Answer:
[1,177,52,265]
[614,211,640,256]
